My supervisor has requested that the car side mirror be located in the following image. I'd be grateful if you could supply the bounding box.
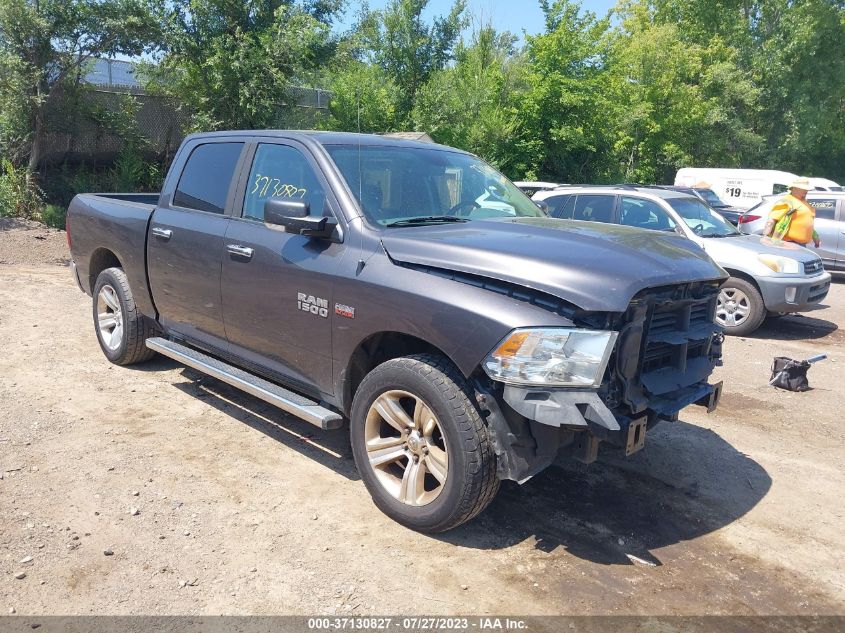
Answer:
[264,198,336,238]
[535,200,550,214]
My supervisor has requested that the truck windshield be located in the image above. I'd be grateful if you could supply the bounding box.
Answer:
[668,197,740,237]
[324,145,545,226]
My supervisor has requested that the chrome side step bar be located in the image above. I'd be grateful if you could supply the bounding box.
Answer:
[146,337,344,430]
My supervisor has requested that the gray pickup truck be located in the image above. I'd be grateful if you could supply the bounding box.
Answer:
[68,131,726,532]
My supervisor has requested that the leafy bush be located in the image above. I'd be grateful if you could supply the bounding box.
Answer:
[145,161,164,192]
[0,159,43,219]
[40,204,67,229]
[109,149,147,192]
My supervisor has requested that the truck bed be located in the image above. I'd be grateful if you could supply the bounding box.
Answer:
[84,192,161,206]
[67,192,160,317]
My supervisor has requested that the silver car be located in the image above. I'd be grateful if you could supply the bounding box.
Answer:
[533,186,832,335]
[738,192,845,272]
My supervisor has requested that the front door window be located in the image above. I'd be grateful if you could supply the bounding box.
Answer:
[243,144,327,220]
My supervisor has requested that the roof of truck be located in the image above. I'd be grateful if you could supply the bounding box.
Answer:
[183,130,462,153]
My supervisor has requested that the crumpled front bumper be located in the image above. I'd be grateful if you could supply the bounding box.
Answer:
[501,381,722,459]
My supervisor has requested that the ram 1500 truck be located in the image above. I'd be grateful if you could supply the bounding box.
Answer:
[68,131,726,532]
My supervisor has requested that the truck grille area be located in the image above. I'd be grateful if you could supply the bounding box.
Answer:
[604,281,723,417]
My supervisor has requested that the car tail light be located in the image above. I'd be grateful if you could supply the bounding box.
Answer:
[738,214,760,225]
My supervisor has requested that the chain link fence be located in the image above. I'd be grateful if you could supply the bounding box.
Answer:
[38,59,332,167]
[41,89,186,166]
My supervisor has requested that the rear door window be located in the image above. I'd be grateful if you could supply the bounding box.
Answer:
[174,142,244,214]
[572,194,616,223]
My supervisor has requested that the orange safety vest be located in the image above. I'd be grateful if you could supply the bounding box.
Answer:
[768,194,815,244]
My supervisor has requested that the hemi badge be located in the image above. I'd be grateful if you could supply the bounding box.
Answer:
[335,303,355,319]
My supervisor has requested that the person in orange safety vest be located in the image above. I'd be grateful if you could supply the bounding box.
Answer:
[762,177,820,247]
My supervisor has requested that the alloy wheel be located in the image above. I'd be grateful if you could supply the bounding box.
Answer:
[364,390,449,506]
[96,284,124,351]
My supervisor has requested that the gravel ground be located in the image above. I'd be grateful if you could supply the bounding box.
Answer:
[0,218,68,266]
[0,222,843,616]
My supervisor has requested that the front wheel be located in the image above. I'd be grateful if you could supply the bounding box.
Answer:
[92,267,157,365]
[716,277,766,336]
[350,354,499,532]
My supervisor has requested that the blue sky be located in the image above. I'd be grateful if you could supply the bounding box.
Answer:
[334,0,619,38]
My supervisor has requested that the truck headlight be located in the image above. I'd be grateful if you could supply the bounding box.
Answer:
[483,328,618,388]
[758,254,801,274]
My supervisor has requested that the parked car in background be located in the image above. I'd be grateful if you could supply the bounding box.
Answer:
[676,168,843,208]
[513,181,561,197]
[809,177,842,192]
[739,192,845,272]
[534,186,831,335]
[675,168,798,209]
[652,185,744,225]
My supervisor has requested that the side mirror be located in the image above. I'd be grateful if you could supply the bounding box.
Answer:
[264,198,335,238]
[535,200,550,214]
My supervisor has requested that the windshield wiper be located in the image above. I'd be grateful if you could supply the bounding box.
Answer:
[385,216,469,227]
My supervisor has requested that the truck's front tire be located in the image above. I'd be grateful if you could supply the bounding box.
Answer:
[350,354,499,533]
[92,267,157,365]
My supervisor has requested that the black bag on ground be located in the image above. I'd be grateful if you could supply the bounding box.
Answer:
[770,356,811,392]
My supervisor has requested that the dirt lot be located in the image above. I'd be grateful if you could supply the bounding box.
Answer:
[1,222,844,616]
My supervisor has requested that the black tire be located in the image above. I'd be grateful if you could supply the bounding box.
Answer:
[92,267,157,365]
[350,354,499,533]
[716,276,766,336]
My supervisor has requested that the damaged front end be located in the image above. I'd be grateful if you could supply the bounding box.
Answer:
[474,280,725,483]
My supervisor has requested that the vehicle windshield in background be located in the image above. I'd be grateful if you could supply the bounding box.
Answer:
[325,145,546,226]
[669,197,740,237]
[694,188,728,208]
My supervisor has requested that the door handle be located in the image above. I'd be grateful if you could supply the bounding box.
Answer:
[226,244,254,259]
[151,227,173,240]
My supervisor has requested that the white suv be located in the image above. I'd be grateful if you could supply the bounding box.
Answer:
[533,186,831,335]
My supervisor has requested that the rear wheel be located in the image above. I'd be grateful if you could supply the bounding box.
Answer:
[716,277,765,336]
[350,354,499,532]
[92,267,157,365]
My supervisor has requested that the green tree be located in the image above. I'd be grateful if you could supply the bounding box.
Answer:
[638,0,845,180]
[608,1,763,182]
[0,0,163,170]
[745,0,845,179]
[146,0,341,131]
[518,0,617,181]
[323,62,402,132]
[349,0,467,126]
[412,26,534,177]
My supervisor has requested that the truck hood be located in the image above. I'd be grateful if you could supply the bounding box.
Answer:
[380,217,727,312]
